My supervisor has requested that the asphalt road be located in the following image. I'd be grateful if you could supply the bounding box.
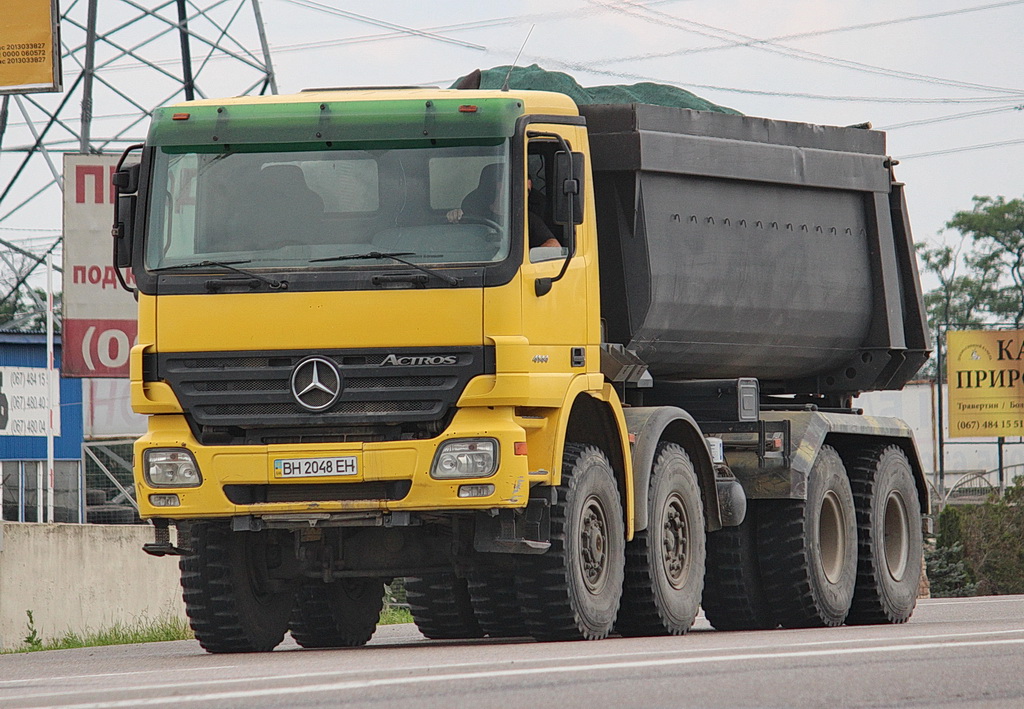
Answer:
[2,596,1023,709]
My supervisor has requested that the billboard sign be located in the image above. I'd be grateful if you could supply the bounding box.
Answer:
[62,153,138,377]
[0,366,60,436]
[946,329,1024,438]
[0,0,61,94]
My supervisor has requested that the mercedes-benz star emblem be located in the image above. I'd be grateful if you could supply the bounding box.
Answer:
[290,356,342,412]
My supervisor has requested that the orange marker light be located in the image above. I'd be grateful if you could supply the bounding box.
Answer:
[172,113,191,121]
[458,105,478,113]
[514,442,528,456]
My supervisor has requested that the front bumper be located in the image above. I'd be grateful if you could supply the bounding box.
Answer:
[133,406,537,521]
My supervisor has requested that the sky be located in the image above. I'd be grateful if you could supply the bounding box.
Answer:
[2,0,1023,294]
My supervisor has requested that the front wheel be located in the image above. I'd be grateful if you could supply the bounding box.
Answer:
[516,443,625,641]
[179,523,294,653]
[617,442,705,636]
[289,578,385,648]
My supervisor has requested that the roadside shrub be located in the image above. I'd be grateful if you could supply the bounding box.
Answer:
[925,542,977,597]
[932,481,1024,596]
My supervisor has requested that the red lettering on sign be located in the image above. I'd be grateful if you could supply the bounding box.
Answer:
[62,319,138,378]
[75,165,105,204]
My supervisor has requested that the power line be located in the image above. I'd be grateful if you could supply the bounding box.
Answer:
[588,0,1024,97]
[880,104,1024,130]
[266,0,685,54]
[524,56,1021,104]
[595,0,1024,66]
[277,0,487,51]
[900,137,1024,160]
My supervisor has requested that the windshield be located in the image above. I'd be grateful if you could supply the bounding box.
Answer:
[144,142,512,271]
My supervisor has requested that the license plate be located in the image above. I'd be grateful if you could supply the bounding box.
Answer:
[274,456,358,478]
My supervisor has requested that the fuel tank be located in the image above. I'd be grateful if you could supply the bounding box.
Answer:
[582,104,929,397]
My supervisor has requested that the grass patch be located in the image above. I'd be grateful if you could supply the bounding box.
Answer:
[2,613,193,655]
[3,605,412,654]
[379,605,413,625]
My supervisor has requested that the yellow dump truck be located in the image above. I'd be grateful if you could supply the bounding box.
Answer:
[113,84,930,652]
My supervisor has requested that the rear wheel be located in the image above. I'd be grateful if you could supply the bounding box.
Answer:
[179,523,294,653]
[289,578,384,648]
[846,445,922,625]
[617,443,705,636]
[516,443,625,641]
[757,445,857,628]
[702,499,776,631]
[405,573,484,640]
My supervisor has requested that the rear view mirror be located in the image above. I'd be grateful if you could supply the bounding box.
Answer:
[552,151,585,226]
[111,144,144,291]
[112,163,140,269]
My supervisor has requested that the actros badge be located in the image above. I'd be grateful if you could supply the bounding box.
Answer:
[291,356,342,411]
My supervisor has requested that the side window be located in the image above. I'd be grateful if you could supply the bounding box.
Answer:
[150,152,199,263]
[528,140,567,263]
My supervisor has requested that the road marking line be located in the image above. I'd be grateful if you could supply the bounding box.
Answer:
[15,637,1024,709]
[5,627,1024,701]
[920,597,1024,606]
[0,665,237,687]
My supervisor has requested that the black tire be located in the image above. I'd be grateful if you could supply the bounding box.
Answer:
[289,578,385,648]
[702,499,777,631]
[617,443,705,636]
[86,504,136,524]
[516,443,625,641]
[467,565,528,638]
[757,445,857,628]
[405,573,484,640]
[846,445,923,625]
[179,523,294,653]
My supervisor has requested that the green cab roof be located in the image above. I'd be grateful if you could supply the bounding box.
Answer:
[147,95,527,147]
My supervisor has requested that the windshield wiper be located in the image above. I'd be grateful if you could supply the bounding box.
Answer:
[151,260,287,290]
[310,251,460,286]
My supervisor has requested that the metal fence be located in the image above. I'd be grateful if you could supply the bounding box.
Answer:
[81,439,140,523]
[0,460,83,522]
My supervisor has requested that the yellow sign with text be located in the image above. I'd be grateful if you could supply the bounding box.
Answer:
[947,329,1024,438]
[0,0,61,94]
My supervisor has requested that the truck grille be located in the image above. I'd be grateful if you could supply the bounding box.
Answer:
[151,347,492,430]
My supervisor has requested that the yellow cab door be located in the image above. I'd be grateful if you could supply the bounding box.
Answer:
[519,123,597,379]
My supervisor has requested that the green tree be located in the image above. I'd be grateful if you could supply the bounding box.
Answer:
[945,195,1024,326]
[0,287,61,332]
[916,237,1001,331]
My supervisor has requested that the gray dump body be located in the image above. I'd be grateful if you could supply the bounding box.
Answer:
[580,104,930,398]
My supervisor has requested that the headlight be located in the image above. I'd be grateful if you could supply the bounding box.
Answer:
[430,439,499,479]
[144,449,202,488]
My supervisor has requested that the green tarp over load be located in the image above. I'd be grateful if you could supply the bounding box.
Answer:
[451,64,740,114]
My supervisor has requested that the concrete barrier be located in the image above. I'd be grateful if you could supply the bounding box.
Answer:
[0,523,185,650]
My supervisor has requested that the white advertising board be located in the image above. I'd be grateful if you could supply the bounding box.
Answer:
[62,153,138,377]
[82,378,147,437]
[0,366,60,437]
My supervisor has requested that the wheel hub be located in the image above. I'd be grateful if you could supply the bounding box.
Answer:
[883,490,910,582]
[662,492,689,589]
[818,489,848,584]
[580,495,608,593]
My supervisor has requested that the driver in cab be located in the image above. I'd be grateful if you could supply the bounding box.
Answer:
[447,164,560,249]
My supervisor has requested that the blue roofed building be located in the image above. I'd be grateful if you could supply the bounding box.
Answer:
[0,331,85,523]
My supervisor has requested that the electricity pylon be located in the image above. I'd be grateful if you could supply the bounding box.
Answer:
[0,0,277,325]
